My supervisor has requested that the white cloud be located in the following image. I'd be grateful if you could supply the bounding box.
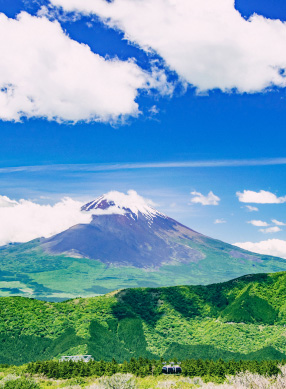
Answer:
[0,12,170,123]
[149,105,159,115]
[87,207,126,216]
[247,220,269,227]
[1,157,286,174]
[214,219,226,224]
[259,226,282,234]
[0,196,92,246]
[37,5,80,22]
[235,239,286,259]
[190,191,220,206]
[245,205,259,212]
[272,219,286,226]
[237,190,286,204]
[0,195,18,208]
[51,0,286,93]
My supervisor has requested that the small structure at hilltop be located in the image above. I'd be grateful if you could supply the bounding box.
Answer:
[59,355,94,363]
[162,361,182,374]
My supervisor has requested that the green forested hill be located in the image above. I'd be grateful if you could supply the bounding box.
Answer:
[1,271,286,365]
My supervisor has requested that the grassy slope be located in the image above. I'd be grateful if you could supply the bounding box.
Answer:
[1,272,286,364]
[1,238,286,300]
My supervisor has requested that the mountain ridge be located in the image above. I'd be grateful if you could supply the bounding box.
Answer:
[2,270,286,365]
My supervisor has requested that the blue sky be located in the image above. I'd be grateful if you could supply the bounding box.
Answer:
[0,0,286,257]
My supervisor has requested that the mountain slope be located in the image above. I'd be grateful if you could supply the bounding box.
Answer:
[2,271,286,365]
[0,191,286,299]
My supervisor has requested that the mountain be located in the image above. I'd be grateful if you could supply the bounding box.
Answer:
[2,271,286,365]
[41,190,206,267]
[0,190,286,300]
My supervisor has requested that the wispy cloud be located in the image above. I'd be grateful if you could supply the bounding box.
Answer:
[272,219,286,226]
[214,219,226,224]
[247,219,284,234]
[1,157,286,174]
[245,205,259,212]
[260,226,282,234]
[248,220,269,227]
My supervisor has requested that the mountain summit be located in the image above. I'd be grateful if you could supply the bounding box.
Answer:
[81,190,165,223]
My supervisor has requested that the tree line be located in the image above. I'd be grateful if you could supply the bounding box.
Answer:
[26,357,284,379]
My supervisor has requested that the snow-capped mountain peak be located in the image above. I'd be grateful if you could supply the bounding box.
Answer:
[81,190,165,220]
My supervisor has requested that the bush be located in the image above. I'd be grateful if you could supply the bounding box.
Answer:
[99,373,136,389]
[0,375,40,389]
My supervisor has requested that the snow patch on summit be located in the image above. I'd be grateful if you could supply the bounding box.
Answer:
[82,190,165,221]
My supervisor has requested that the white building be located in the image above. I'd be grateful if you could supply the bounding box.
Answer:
[59,355,94,363]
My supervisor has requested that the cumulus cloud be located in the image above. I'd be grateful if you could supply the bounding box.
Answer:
[214,219,226,224]
[190,191,220,206]
[237,190,286,204]
[245,205,259,212]
[260,226,282,234]
[235,239,286,259]
[247,219,285,233]
[51,0,286,93]
[0,195,92,246]
[248,220,269,227]
[0,195,18,208]
[0,12,170,123]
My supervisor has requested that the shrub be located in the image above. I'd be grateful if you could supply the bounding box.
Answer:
[0,375,40,389]
[99,373,136,389]
[227,371,271,388]
[156,380,177,388]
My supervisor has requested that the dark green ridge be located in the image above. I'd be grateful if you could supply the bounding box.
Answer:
[1,271,286,365]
